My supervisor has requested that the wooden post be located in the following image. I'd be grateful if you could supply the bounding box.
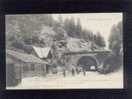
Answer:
[20,64,23,82]
[14,63,21,85]
[42,64,46,76]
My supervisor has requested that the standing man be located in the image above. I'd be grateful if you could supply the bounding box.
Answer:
[83,68,86,76]
[63,69,66,77]
[72,68,75,76]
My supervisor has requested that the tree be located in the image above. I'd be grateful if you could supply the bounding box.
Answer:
[94,32,106,48]
[100,21,123,73]
[53,26,68,41]
[6,17,23,48]
[81,29,94,42]
[75,18,82,38]
[6,14,56,48]
[63,17,76,37]
[109,21,122,56]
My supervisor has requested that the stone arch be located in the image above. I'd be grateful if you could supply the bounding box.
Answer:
[77,56,99,71]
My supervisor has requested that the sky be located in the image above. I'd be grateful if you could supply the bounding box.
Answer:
[52,13,123,49]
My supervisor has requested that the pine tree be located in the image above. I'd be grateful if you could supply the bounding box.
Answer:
[109,21,122,56]
[94,32,105,48]
[75,18,82,38]
[63,17,76,37]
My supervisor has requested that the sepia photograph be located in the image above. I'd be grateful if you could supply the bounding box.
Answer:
[6,13,123,89]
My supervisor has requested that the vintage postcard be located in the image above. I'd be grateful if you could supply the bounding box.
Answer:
[6,13,123,89]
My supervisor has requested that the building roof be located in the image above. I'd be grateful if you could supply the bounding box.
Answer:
[32,46,51,58]
[6,49,48,64]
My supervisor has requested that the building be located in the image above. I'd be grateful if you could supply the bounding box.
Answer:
[32,46,57,73]
[6,49,49,86]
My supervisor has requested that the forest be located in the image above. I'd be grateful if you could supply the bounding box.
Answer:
[6,14,106,50]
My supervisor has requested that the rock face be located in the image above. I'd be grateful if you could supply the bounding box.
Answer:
[66,37,93,52]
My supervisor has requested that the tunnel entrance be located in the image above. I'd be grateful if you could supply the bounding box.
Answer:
[77,56,98,71]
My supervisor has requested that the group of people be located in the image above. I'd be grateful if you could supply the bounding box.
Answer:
[62,67,86,77]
